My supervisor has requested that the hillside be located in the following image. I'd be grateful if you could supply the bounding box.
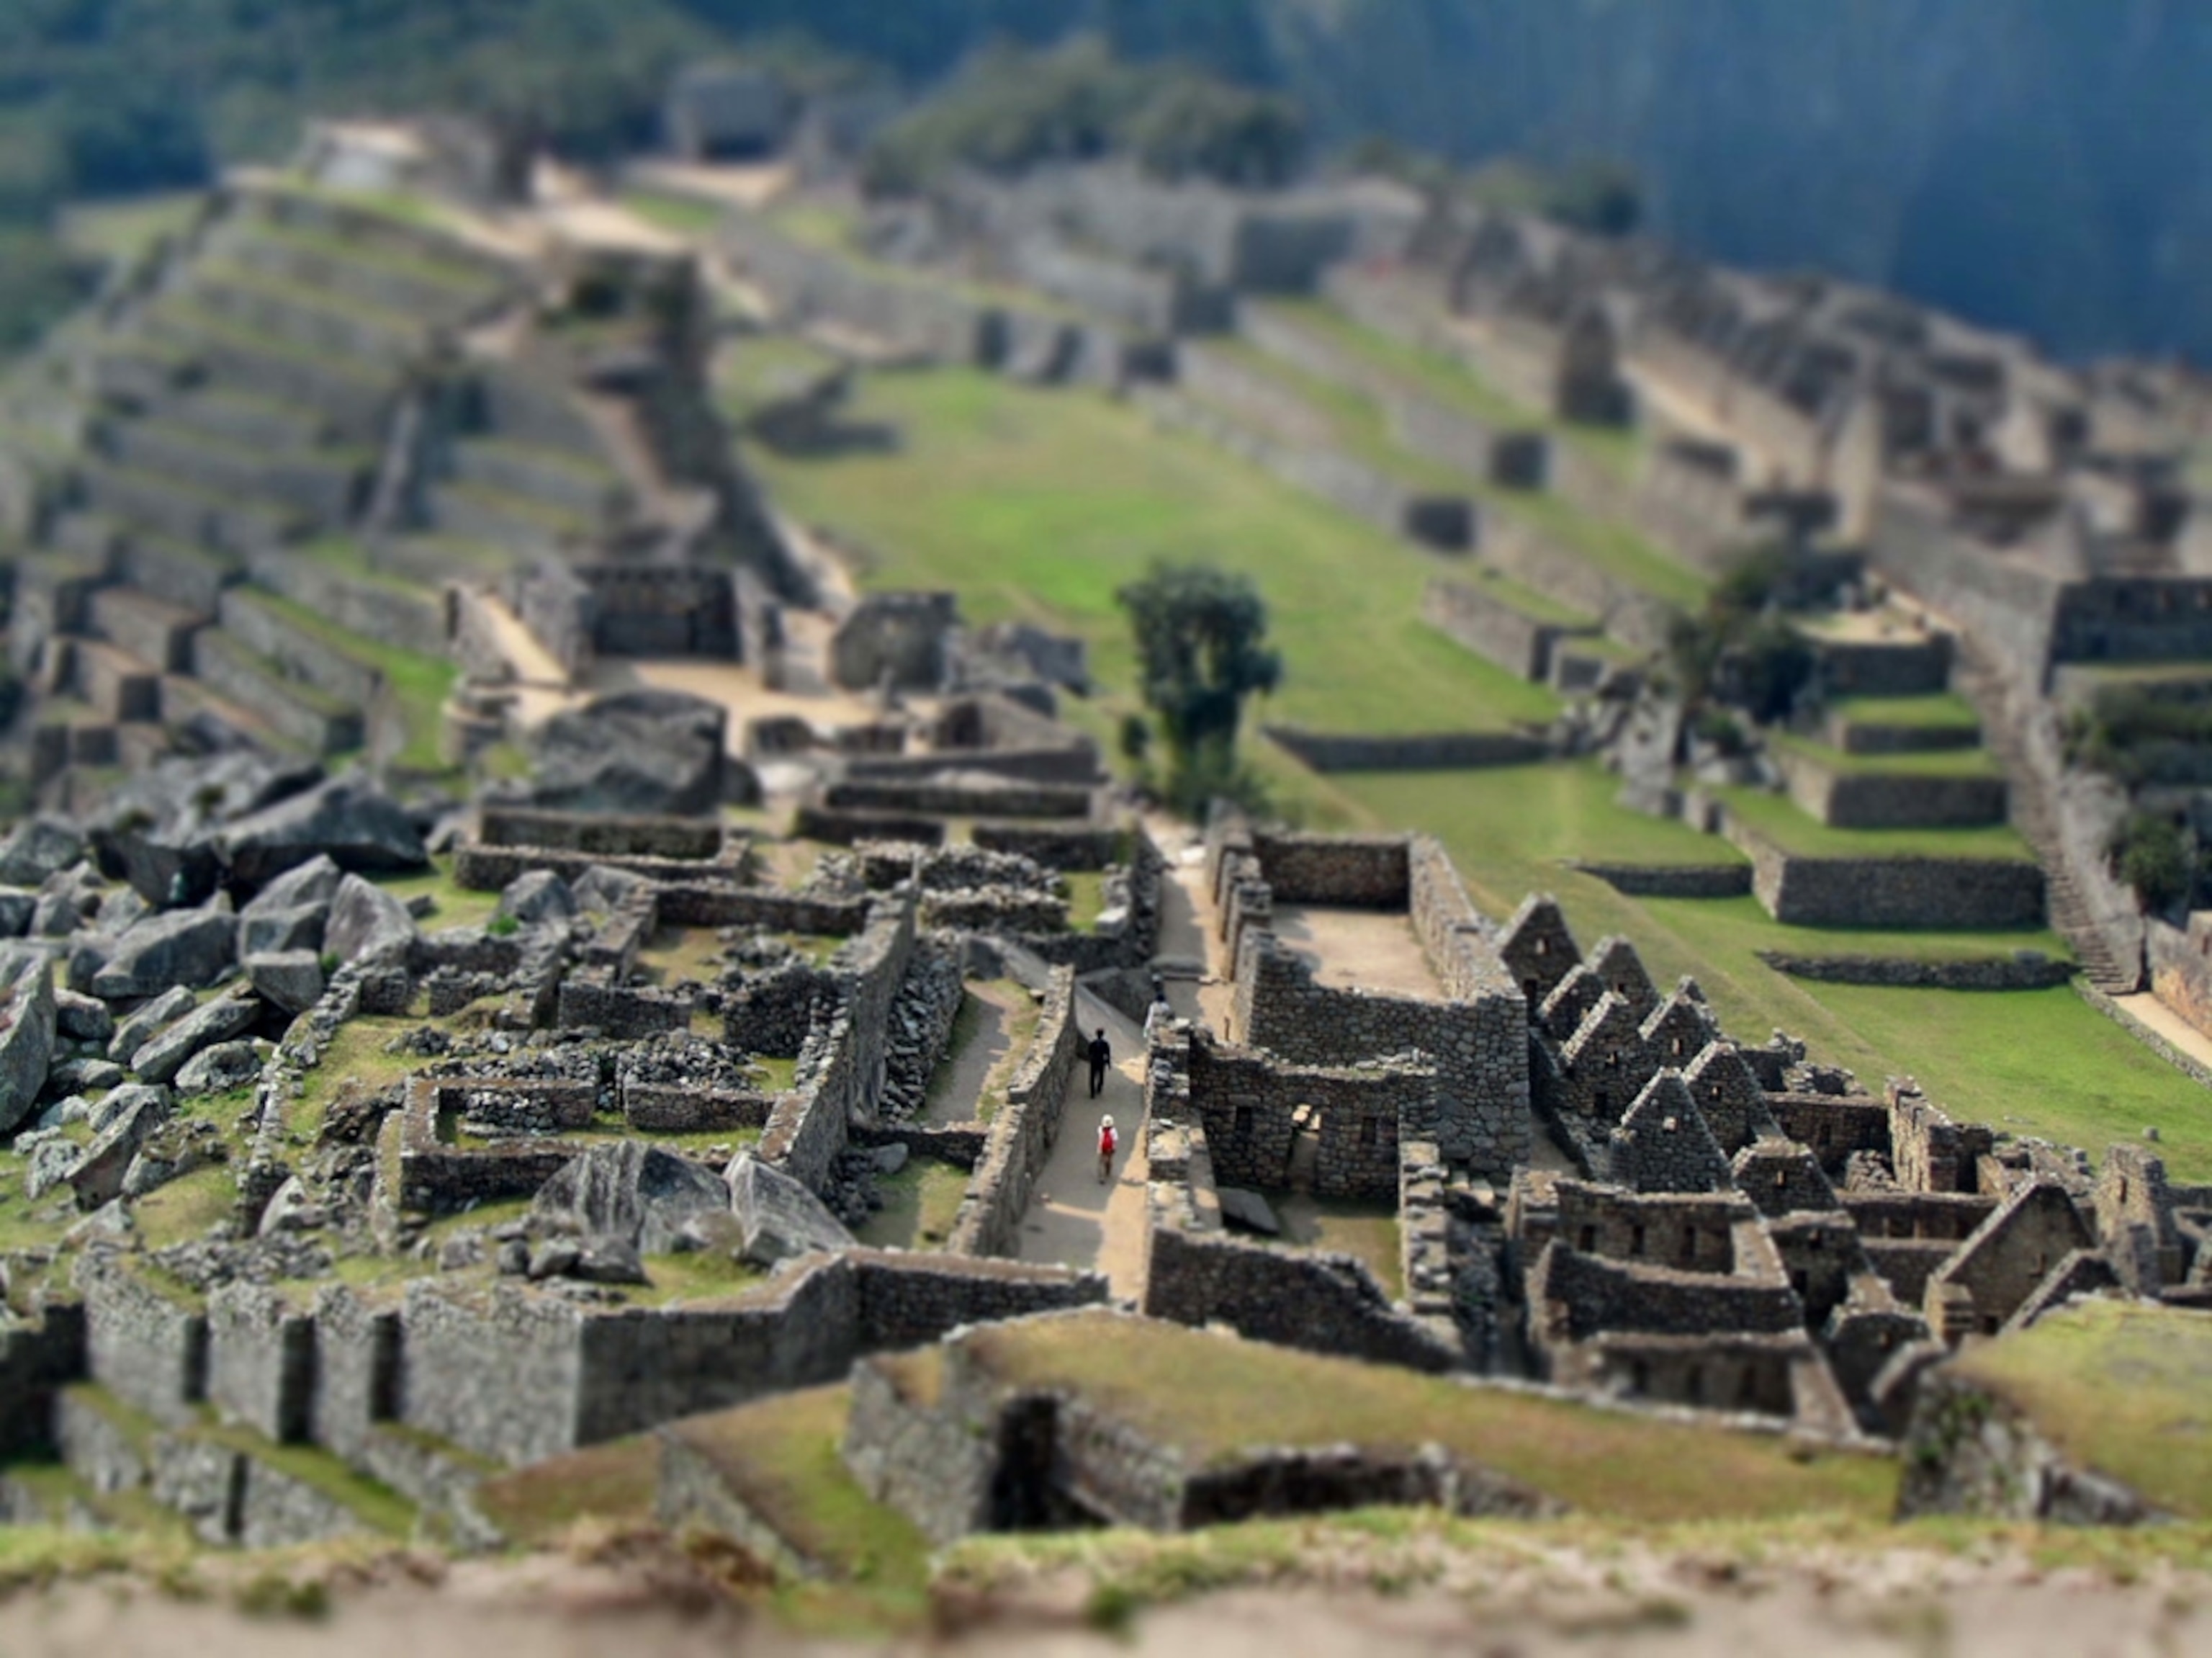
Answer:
[1,2,2206,361]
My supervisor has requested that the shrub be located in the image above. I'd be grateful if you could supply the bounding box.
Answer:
[2112,813,2192,914]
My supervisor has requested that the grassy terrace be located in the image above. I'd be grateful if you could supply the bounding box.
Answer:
[1951,1300,2212,1518]
[970,1314,1894,1522]
[1259,295,1643,480]
[716,332,844,424]
[747,369,1561,739]
[1769,732,2003,778]
[1829,693,1984,731]
[1718,784,2030,861]
[60,192,204,266]
[248,588,458,775]
[1213,328,1704,611]
[1452,564,1596,629]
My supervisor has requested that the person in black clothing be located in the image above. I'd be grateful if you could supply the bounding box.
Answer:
[1087,1027,1112,1098]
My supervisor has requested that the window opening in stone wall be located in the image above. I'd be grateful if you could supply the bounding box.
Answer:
[1678,1229,1695,1266]
[1629,1358,1650,1393]
[1578,1225,1596,1252]
[1524,977,1539,999]
[1630,1224,1646,1257]
[1233,1106,1253,1138]
[1737,1368,1759,1407]
[1361,1116,1384,1149]
[1685,1365,1704,1404]
[1593,1089,1610,1114]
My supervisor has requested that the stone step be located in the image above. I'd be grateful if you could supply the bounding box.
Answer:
[86,583,207,673]
[81,460,306,563]
[188,629,365,756]
[137,301,396,442]
[112,531,242,615]
[102,416,367,524]
[217,587,387,709]
[431,480,595,560]
[449,437,626,521]
[184,263,428,369]
[65,636,163,723]
[158,671,278,748]
[376,534,518,587]
[210,218,512,333]
[161,383,338,452]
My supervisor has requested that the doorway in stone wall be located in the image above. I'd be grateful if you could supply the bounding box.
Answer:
[1288,1103,1321,1195]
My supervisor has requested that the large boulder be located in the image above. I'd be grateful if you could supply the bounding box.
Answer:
[107,985,196,1064]
[246,950,326,1015]
[64,1088,171,1210]
[130,987,262,1085]
[323,875,417,966]
[90,905,238,998]
[219,775,428,889]
[526,690,729,816]
[0,888,37,938]
[0,951,57,1136]
[91,753,323,905]
[239,855,339,956]
[52,986,114,1044]
[725,1153,855,1268]
[498,871,575,929]
[530,1142,730,1257]
[0,818,86,887]
[174,1040,262,1097]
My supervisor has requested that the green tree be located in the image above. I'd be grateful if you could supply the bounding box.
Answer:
[1118,562,1281,814]
[1125,73,1303,188]
[2113,813,2192,915]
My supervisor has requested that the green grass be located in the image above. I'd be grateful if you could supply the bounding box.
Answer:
[59,192,204,265]
[1064,870,1110,931]
[1718,785,2031,861]
[1448,565,1596,629]
[1323,763,2212,1174]
[1828,694,1983,732]
[475,1433,661,1546]
[292,1016,444,1144]
[619,189,726,238]
[196,1423,415,1536]
[749,369,1560,736]
[374,856,502,933]
[631,1250,770,1307]
[243,588,458,775]
[967,1314,1894,1522]
[1952,1300,2212,1518]
[134,1165,238,1250]
[671,1384,932,1597]
[1770,732,2002,778]
[716,331,844,423]
[853,1159,971,1250]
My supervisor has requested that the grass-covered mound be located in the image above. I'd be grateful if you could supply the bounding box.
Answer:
[1950,1299,2212,1520]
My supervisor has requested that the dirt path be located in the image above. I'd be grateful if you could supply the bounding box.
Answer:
[1013,987,1151,1299]
[5,1549,2208,1658]
[924,982,1024,1125]
[2108,989,2212,1074]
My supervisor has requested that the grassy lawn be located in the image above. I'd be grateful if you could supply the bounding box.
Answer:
[375,856,503,933]
[853,1158,971,1250]
[1718,785,2032,862]
[1274,1196,1403,1300]
[1448,565,1597,629]
[1952,1300,2212,1518]
[748,369,1560,737]
[1829,693,1984,731]
[967,1314,1895,1523]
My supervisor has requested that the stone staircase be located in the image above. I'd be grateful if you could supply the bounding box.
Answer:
[1957,650,2142,993]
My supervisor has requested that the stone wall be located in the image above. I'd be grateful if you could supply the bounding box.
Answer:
[207,1282,315,1444]
[243,548,449,657]
[1567,862,1753,899]
[75,1253,207,1428]
[760,890,918,1193]
[1186,1037,1425,1201]
[1423,575,1596,681]
[1251,830,1408,907]
[477,807,728,861]
[1263,725,1550,774]
[1757,951,2072,990]
[1132,382,1473,552]
[1145,1186,1461,1372]
[1776,751,2008,830]
[1483,514,1680,653]
[1726,815,2046,929]
[1896,1367,2160,1523]
[944,966,1080,1256]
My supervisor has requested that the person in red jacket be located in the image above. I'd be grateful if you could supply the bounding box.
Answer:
[1097,1114,1117,1186]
